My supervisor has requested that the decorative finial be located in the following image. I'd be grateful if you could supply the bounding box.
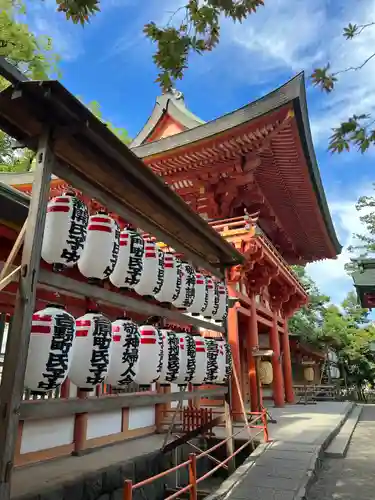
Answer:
[170,88,184,101]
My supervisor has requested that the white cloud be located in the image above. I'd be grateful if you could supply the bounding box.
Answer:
[216,0,375,147]
[21,0,84,61]
[307,183,374,305]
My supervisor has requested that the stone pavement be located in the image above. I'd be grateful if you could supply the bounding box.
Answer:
[210,402,354,500]
[307,404,375,500]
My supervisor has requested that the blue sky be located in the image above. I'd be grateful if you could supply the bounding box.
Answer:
[23,0,375,306]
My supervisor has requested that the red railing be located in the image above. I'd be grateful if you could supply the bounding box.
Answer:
[123,410,270,500]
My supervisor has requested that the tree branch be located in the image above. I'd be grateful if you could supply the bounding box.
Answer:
[332,52,375,77]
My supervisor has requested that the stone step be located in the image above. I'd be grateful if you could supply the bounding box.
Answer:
[325,405,362,458]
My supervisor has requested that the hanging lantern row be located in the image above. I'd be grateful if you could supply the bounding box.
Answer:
[41,194,228,323]
[24,307,233,394]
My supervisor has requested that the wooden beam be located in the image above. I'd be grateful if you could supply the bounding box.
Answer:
[0,129,53,500]
[162,415,225,453]
[37,269,225,333]
[0,219,27,282]
[0,266,21,293]
[19,387,228,421]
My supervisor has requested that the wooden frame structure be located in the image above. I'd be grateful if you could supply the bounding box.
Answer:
[0,58,244,500]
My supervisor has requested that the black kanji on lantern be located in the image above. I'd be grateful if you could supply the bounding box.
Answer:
[38,312,75,391]
[172,260,182,301]
[125,232,144,286]
[183,264,196,308]
[205,340,219,383]
[153,250,165,295]
[201,276,209,313]
[212,281,220,317]
[104,220,120,278]
[86,315,112,386]
[166,332,179,382]
[185,334,197,382]
[60,198,89,264]
[153,328,164,382]
[223,342,232,383]
[118,322,140,386]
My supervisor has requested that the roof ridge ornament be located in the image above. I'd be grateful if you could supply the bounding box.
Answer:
[170,88,184,101]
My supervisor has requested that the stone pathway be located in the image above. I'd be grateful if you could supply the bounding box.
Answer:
[209,402,353,500]
[307,405,375,500]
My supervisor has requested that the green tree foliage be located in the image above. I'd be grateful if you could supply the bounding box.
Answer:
[85,100,131,145]
[288,265,330,343]
[0,1,131,172]
[345,185,375,275]
[311,21,375,154]
[51,0,265,92]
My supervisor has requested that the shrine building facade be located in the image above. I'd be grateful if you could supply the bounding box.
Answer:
[0,72,341,414]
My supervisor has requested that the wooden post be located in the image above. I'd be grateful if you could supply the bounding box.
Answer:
[0,129,53,500]
[270,313,284,407]
[224,385,235,474]
[248,294,260,411]
[188,453,197,500]
[227,292,242,421]
[282,318,294,404]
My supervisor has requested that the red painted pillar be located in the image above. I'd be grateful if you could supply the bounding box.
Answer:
[270,313,284,407]
[248,294,260,411]
[227,298,242,421]
[282,318,294,403]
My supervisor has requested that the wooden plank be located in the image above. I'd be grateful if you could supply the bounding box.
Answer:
[0,266,21,293]
[19,387,228,421]
[0,220,27,282]
[52,161,225,278]
[37,269,225,333]
[162,415,225,453]
[0,129,53,500]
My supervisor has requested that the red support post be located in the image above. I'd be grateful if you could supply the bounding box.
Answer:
[282,318,295,403]
[188,453,197,500]
[248,294,260,411]
[270,313,284,407]
[123,480,133,500]
[227,288,242,421]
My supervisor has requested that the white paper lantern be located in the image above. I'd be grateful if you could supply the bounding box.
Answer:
[106,318,141,388]
[212,340,227,384]
[204,338,219,384]
[42,192,89,272]
[109,227,144,289]
[174,333,197,385]
[212,281,229,323]
[190,336,207,386]
[187,273,208,315]
[69,312,112,390]
[25,305,76,393]
[134,240,164,297]
[158,330,180,385]
[154,254,182,304]
[172,263,196,309]
[201,277,215,318]
[134,325,163,385]
[78,212,120,282]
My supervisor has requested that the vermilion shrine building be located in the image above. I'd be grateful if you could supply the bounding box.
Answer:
[0,72,341,415]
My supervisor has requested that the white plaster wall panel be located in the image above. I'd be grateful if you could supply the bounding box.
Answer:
[86,411,122,440]
[69,381,78,398]
[20,416,74,454]
[128,406,155,430]
[262,388,273,398]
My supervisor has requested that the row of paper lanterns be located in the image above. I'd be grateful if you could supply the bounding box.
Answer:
[25,306,233,394]
[41,193,228,323]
